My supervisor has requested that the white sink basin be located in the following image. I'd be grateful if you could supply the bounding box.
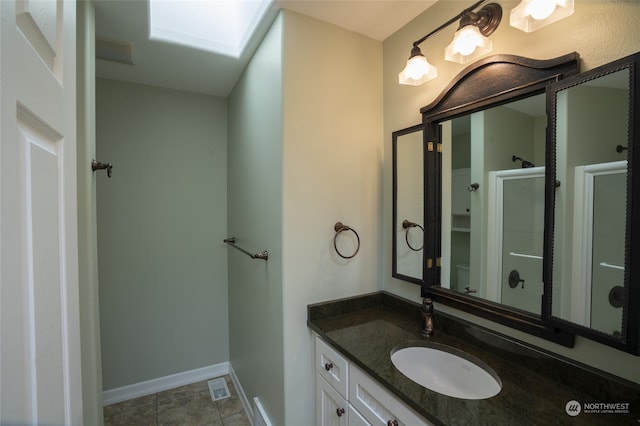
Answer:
[390,343,501,399]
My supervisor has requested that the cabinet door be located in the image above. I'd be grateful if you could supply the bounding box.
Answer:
[451,168,471,215]
[316,375,348,426]
[349,365,431,426]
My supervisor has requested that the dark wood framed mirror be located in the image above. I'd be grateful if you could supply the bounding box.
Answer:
[543,52,640,355]
[418,53,580,346]
[392,123,425,285]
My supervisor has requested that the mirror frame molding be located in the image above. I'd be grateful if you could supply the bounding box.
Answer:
[392,123,426,285]
[543,52,640,355]
[419,53,580,347]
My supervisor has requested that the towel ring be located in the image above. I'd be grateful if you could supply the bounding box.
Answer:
[402,220,424,251]
[333,222,360,259]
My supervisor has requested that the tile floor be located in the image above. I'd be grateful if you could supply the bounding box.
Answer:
[103,375,251,426]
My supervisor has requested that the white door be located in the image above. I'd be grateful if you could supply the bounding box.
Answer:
[1,0,82,424]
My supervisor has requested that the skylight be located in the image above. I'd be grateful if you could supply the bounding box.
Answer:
[149,0,273,58]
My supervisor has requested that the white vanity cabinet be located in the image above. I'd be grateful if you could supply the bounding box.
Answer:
[316,377,371,426]
[316,376,349,426]
[314,334,431,426]
[349,405,373,426]
[349,365,430,426]
[315,335,354,425]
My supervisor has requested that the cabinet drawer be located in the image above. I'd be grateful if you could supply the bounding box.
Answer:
[315,335,349,397]
[349,365,431,426]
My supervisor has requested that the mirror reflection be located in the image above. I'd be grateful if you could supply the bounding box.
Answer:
[441,93,546,315]
[393,126,424,283]
[551,68,629,337]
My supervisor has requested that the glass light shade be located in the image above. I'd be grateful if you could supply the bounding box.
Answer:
[398,54,438,86]
[510,0,574,32]
[444,25,492,64]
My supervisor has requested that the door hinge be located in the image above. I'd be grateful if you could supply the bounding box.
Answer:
[427,142,434,152]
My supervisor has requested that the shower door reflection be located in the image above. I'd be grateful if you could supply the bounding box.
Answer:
[568,161,626,334]
[591,168,625,335]
[487,168,545,314]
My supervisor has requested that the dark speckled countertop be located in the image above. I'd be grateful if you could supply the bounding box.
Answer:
[307,292,640,426]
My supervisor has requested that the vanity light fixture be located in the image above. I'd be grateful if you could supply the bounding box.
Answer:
[399,0,501,86]
[398,45,438,86]
[444,3,502,64]
[510,0,574,32]
[399,0,576,86]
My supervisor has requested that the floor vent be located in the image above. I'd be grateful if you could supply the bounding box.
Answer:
[208,378,230,401]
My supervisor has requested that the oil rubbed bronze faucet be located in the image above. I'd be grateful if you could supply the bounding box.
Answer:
[421,298,434,337]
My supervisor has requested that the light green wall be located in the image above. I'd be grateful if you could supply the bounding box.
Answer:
[227,13,285,425]
[227,9,383,425]
[383,1,640,383]
[77,1,103,423]
[96,79,229,390]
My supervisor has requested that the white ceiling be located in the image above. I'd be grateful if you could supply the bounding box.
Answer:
[94,0,437,97]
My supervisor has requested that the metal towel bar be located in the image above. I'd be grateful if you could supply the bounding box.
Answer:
[224,237,268,261]
[91,159,113,177]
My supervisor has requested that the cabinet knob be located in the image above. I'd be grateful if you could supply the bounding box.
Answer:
[468,183,479,192]
[336,408,345,417]
[324,362,333,371]
[387,421,399,426]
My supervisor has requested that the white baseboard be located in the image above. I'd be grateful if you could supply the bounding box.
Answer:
[103,362,230,406]
[229,363,255,425]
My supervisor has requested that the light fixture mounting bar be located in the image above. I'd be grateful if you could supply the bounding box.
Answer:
[411,0,488,48]
[459,3,502,36]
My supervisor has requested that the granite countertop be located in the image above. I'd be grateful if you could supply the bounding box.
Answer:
[307,292,640,426]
